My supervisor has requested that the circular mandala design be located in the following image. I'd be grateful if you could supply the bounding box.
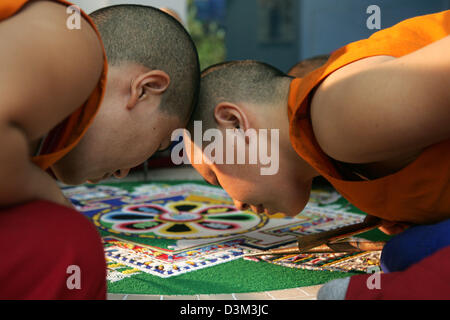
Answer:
[93,200,268,240]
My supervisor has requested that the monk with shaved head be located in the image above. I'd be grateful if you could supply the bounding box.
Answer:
[58,5,199,185]
[0,1,199,299]
[186,61,311,216]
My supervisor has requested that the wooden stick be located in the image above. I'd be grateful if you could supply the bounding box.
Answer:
[244,217,384,258]
[296,217,383,253]
[307,241,385,253]
[244,240,386,257]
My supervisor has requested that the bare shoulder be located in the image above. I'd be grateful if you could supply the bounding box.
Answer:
[310,56,396,163]
[0,0,104,140]
[309,48,450,165]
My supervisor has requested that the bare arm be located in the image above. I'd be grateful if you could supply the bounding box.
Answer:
[0,1,103,207]
[0,122,71,207]
[311,36,450,164]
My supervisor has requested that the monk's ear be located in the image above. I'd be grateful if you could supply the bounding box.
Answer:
[214,102,250,132]
[127,70,170,109]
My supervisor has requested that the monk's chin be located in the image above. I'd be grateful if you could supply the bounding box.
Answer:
[283,204,308,217]
[283,187,312,217]
[268,200,308,217]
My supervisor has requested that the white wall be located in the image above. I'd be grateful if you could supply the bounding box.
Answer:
[71,0,187,24]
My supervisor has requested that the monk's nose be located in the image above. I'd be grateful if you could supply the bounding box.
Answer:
[234,200,249,211]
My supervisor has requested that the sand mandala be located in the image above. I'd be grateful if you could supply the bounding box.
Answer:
[63,183,381,284]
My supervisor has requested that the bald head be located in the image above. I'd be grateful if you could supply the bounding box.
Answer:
[91,5,200,121]
[191,60,292,131]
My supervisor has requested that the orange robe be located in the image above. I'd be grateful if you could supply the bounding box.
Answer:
[0,0,107,171]
[288,10,450,224]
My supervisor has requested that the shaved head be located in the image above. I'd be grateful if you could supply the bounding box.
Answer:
[191,60,292,131]
[91,5,200,121]
[288,54,330,78]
